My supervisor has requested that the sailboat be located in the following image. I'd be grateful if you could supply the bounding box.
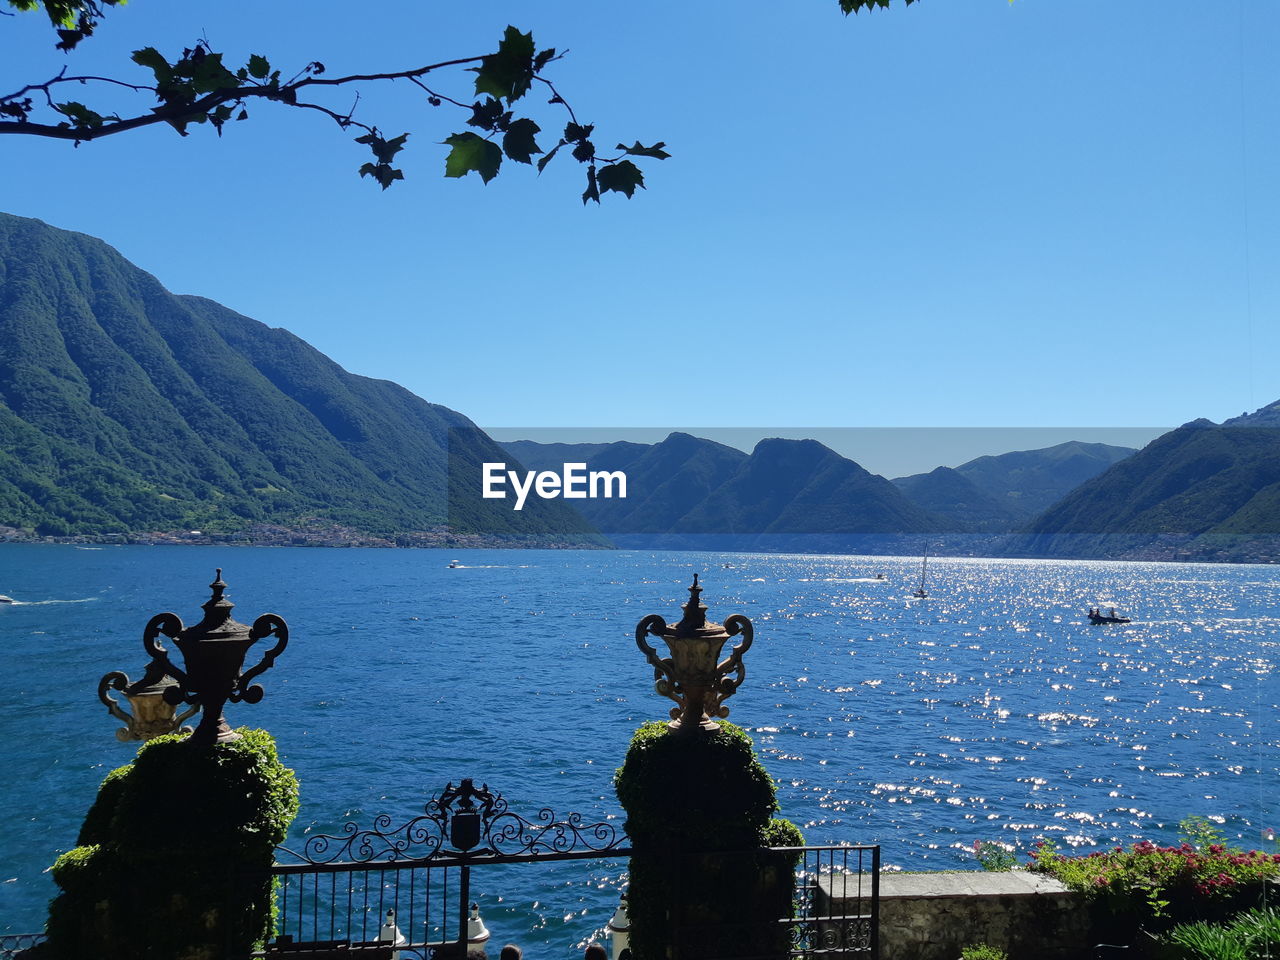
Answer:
[913,544,929,598]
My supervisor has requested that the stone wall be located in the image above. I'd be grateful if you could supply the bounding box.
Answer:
[820,870,1095,960]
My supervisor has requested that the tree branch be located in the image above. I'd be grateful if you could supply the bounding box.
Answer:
[0,84,261,140]
[292,55,487,89]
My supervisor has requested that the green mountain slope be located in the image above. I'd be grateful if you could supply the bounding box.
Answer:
[951,441,1136,519]
[892,466,1018,533]
[680,438,943,535]
[1017,414,1280,559]
[0,213,591,540]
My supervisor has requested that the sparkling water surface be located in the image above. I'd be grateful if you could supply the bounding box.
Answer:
[1,545,1277,951]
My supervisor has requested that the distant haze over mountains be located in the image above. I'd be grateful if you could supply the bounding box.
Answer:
[504,425,1280,560]
[2,212,1276,562]
[502,435,1136,542]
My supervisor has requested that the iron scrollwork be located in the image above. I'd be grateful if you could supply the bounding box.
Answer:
[278,779,626,866]
[230,614,289,705]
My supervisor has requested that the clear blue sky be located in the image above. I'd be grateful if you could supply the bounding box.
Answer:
[2,1,1276,473]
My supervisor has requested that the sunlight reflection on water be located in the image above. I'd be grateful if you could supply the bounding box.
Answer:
[1,546,1276,950]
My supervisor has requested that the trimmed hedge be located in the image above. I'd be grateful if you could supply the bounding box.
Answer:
[40,728,299,960]
[615,721,802,960]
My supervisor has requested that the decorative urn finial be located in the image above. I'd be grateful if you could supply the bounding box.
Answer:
[125,569,289,745]
[634,576,754,735]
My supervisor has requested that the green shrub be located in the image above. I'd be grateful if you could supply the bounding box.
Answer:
[42,728,299,960]
[973,840,1017,871]
[615,721,802,960]
[960,945,1009,960]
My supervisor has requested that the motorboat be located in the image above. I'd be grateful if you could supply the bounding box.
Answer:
[1088,608,1130,624]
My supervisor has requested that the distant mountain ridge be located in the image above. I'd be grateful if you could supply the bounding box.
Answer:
[503,419,1280,561]
[501,432,949,552]
[892,440,1137,532]
[501,435,1136,539]
[0,212,592,541]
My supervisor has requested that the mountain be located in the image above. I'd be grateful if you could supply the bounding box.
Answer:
[891,467,1018,533]
[1224,400,1280,427]
[0,213,593,542]
[502,433,749,533]
[951,441,1136,519]
[499,440,651,475]
[1017,411,1280,561]
[890,441,1136,533]
[501,433,945,545]
[680,438,941,535]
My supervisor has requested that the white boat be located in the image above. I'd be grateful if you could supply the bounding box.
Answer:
[913,544,929,598]
[0,595,14,604]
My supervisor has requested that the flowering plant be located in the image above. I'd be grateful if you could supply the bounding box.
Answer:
[1029,819,1280,929]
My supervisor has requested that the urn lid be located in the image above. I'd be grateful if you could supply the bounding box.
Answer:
[666,574,729,641]
[180,569,252,644]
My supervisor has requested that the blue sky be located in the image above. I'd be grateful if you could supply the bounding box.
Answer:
[2,1,1276,474]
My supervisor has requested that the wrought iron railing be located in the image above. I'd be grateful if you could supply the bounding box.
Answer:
[263,778,630,957]
[259,780,878,959]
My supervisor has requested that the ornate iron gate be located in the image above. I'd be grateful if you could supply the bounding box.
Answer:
[258,780,877,959]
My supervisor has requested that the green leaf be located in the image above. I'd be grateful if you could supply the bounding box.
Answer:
[354,132,409,165]
[467,97,507,132]
[55,101,105,129]
[597,160,645,198]
[582,165,600,205]
[502,117,541,164]
[534,47,558,72]
[131,47,171,81]
[616,141,671,161]
[536,140,563,174]
[247,54,270,80]
[358,162,405,191]
[209,103,234,130]
[839,0,915,12]
[185,51,238,95]
[442,132,503,183]
[471,25,536,103]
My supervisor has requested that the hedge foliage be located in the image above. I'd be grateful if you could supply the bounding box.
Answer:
[40,728,299,960]
[615,721,802,960]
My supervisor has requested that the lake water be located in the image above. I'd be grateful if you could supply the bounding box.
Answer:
[1,545,1277,951]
